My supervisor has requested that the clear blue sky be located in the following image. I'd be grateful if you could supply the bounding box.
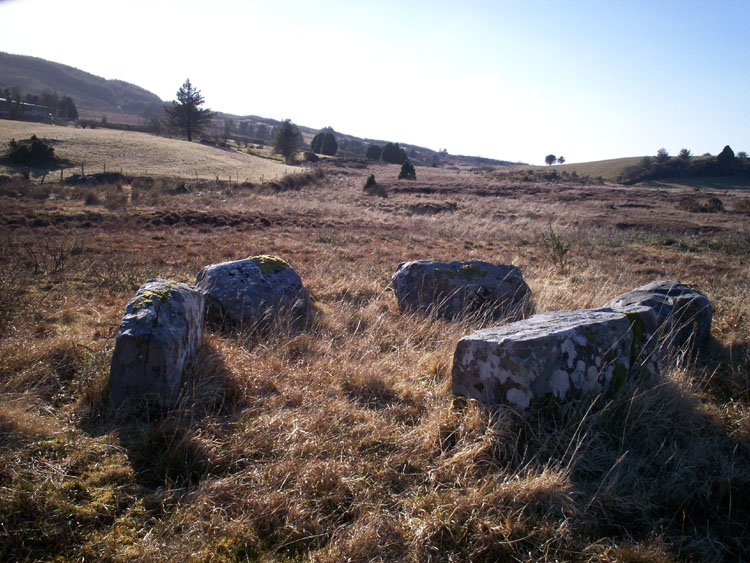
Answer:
[1,0,748,164]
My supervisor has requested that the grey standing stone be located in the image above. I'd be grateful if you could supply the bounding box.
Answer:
[452,309,657,411]
[391,260,530,320]
[604,280,712,355]
[109,279,205,407]
[195,255,310,327]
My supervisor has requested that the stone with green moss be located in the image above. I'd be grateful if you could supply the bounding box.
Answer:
[110,278,205,407]
[195,256,310,327]
[251,254,289,275]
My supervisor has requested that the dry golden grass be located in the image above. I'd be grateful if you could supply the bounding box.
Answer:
[0,120,300,182]
[0,159,748,561]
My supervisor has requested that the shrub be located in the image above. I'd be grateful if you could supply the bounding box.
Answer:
[381,142,407,165]
[538,224,571,274]
[717,145,736,169]
[303,151,320,163]
[311,131,338,156]
[365,144,382,160]
[676,197,724,213]
[655,148,670,164]
[5,136,55,164]
[363,173,386,197]
[735,197,750,213]
[398,160,416,180]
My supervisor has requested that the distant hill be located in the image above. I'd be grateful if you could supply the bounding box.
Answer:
[0,52,164,125]
[1,52,521,167]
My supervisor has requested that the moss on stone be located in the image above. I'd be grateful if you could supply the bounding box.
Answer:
[131,283,174,311]
[579,326,602,348]
[252,255,289,275]
[624,311,646,367]
[433,264,486,281]
[457,264,485,280]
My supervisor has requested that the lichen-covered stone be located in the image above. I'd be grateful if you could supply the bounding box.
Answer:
[109,279,205,407]
[452,309,658,411]
[391,260,530,320]
[604,280,712,355]
[194,255,310,327]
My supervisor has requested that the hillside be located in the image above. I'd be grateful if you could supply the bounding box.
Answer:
[0,120,298,182]
[1,52,519,168]
[0,52,164,124]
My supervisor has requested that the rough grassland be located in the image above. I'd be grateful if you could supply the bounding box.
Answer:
[0,155,748,561]
[0,120,298,181]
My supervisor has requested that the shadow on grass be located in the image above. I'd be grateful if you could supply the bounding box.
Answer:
[500,353,750,561]
[78,342,246,492]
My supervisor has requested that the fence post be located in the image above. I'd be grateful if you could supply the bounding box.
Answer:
[81,164,84,177]
[60,168,63,182]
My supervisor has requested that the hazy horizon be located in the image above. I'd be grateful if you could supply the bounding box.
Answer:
[1,0,748,165]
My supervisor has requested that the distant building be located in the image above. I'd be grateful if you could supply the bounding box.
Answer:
[0,98,53,122]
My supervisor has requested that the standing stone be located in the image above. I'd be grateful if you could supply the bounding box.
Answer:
[604,280,712,355]
[195,255,310,327]
[391,260,530,320]
[452,309,657,411]
[109,279,205,407]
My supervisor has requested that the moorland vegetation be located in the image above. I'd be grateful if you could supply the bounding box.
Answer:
[0,136,748,560]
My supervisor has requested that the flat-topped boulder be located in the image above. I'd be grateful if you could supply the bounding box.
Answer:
[110,279,205,407]
[604,280,711,355]
[392,260,530,320]
[452,309,657,411]
[195,255,310,328]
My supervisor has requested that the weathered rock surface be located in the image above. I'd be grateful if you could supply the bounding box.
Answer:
[195,255,310,327]
[604,280,712,355]
[452,309,657,411]
[391,260,530,320]
[109,279,205,407]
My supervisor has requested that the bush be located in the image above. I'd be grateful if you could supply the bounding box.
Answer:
[365,144,382,160]
[303,151,320,163]
[311,131,338,156]
[398,160,416,180]
[363,173,387,197]
[5,136,55,164]
[381,142,407,165]
[735,197,750,213]
[676,197,724,213]
[538,224,571,274]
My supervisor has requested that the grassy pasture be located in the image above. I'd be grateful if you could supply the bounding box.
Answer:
[0,120,300,182]
[525,156,645,180]
[0,151,749,560]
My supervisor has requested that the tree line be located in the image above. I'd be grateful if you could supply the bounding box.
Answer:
[1,87,78,121]
[163,78,428,167]
[621,145,749,183]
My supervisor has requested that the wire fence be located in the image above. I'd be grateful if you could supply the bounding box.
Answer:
[14,162,307,185]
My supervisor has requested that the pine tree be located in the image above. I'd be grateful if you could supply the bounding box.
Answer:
[273,119,302,163]
[163,79,215,142]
